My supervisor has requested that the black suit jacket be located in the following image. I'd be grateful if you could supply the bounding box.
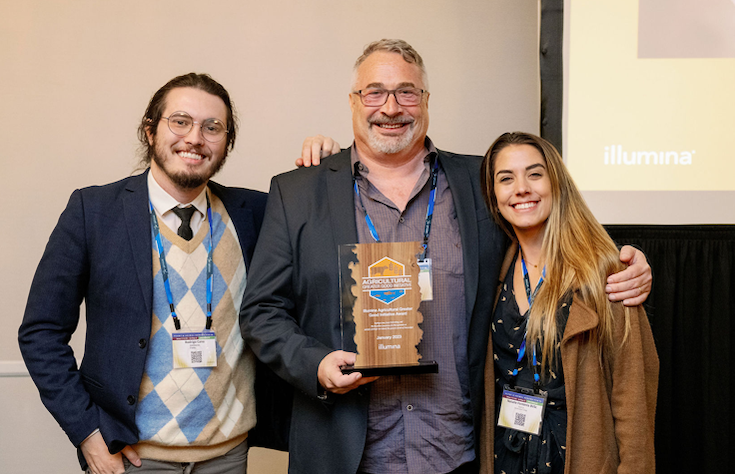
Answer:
[240,149,506,474]
[18,171,270,466]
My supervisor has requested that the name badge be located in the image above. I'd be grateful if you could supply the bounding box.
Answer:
[418,258,433,301]
[172,330,217,369]
[497,385,547,435]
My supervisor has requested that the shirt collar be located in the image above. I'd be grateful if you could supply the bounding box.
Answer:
[350,136,438,178]
[147,170,208,217]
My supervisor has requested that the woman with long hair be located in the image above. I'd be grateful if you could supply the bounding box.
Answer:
[478,132,658,474]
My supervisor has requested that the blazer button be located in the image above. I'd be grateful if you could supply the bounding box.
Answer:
[127,395,136,405]
[138,339,147,349]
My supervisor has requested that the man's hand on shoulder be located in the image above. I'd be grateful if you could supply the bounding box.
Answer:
[81,431,141,474]
[317,350,378,395]
[606,245,652,306]
[295,135,342,168]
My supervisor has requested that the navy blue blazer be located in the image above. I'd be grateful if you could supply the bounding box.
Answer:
[240,149,507,474]
[18,171,268,462]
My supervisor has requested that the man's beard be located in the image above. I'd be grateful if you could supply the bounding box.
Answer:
[367,119,416,154]
[152,147,227,190]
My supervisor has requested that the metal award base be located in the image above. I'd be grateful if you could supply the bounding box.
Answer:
[340,360,438,377]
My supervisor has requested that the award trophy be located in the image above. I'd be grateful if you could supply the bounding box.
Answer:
[339,241,438,376]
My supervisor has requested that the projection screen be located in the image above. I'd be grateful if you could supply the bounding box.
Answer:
[563,0,735,224]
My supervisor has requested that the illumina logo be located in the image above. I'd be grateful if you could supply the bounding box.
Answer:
[603,145,694,165]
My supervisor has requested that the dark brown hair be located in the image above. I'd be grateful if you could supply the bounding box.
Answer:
[137,73,238,166]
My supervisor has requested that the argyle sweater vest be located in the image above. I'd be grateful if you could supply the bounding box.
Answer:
[133,192,256,462]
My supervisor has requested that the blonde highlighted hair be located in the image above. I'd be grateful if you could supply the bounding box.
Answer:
[481,132,630,371]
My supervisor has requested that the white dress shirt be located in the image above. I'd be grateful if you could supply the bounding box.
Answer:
[147,172,208,236]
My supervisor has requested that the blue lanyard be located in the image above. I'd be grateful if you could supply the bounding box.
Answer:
[354,157,440,260]
[510,252,546,392]
[521,255,545,308]
[148,193,214,331]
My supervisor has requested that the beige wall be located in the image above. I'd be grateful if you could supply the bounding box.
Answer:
[0,1,540,472]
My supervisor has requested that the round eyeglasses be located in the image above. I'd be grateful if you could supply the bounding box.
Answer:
[353,87,426,107]
[161,111,228,143]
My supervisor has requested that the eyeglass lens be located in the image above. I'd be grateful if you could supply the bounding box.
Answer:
[360,88,423,106]
[166,112,227,142]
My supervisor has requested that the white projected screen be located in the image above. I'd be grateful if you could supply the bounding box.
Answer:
[564,0,735,223]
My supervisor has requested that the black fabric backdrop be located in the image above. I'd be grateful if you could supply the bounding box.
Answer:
[604,225,735,472]
[539,0,563,151]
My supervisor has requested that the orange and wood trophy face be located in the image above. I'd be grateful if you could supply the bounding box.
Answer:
[342,241,424,371]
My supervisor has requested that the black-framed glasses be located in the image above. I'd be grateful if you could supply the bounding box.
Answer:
[352,87,426,107]
[161,111,228,143]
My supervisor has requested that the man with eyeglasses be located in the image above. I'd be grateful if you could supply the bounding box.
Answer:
[240,39,652,474]
[19,73,279,474]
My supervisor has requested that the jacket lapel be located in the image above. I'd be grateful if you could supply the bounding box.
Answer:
[326,153,359,246]
[123,171,154,318]
[210,182,257,269]
[562,297,600,344]
[439,151,480,321]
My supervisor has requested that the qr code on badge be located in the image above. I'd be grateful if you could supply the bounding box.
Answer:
[514,413,526,427]
[191,351,203,364]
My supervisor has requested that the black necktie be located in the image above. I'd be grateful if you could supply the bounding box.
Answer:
[172,206,196,241]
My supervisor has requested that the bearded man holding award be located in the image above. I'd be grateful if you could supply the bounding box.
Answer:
[239,39,651,474]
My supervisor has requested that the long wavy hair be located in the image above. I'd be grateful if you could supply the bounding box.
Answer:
[481,132,630,371]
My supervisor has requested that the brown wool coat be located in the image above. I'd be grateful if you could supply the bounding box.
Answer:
[479,247,659,474]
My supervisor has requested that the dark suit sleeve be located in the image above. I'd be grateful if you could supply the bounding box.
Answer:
[239,177,332,398]
[18,190,101,447]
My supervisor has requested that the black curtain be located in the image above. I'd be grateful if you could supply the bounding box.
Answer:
[539,0,563,150]
[605,225,735,473]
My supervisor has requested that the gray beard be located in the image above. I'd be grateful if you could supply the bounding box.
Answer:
[367,124,415,154]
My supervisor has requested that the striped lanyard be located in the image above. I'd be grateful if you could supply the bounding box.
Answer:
[510,252,546,393]
[353,157,439,260]
[148,193,214,331]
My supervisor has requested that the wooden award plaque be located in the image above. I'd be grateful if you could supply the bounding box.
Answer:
[339,241,438,376]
